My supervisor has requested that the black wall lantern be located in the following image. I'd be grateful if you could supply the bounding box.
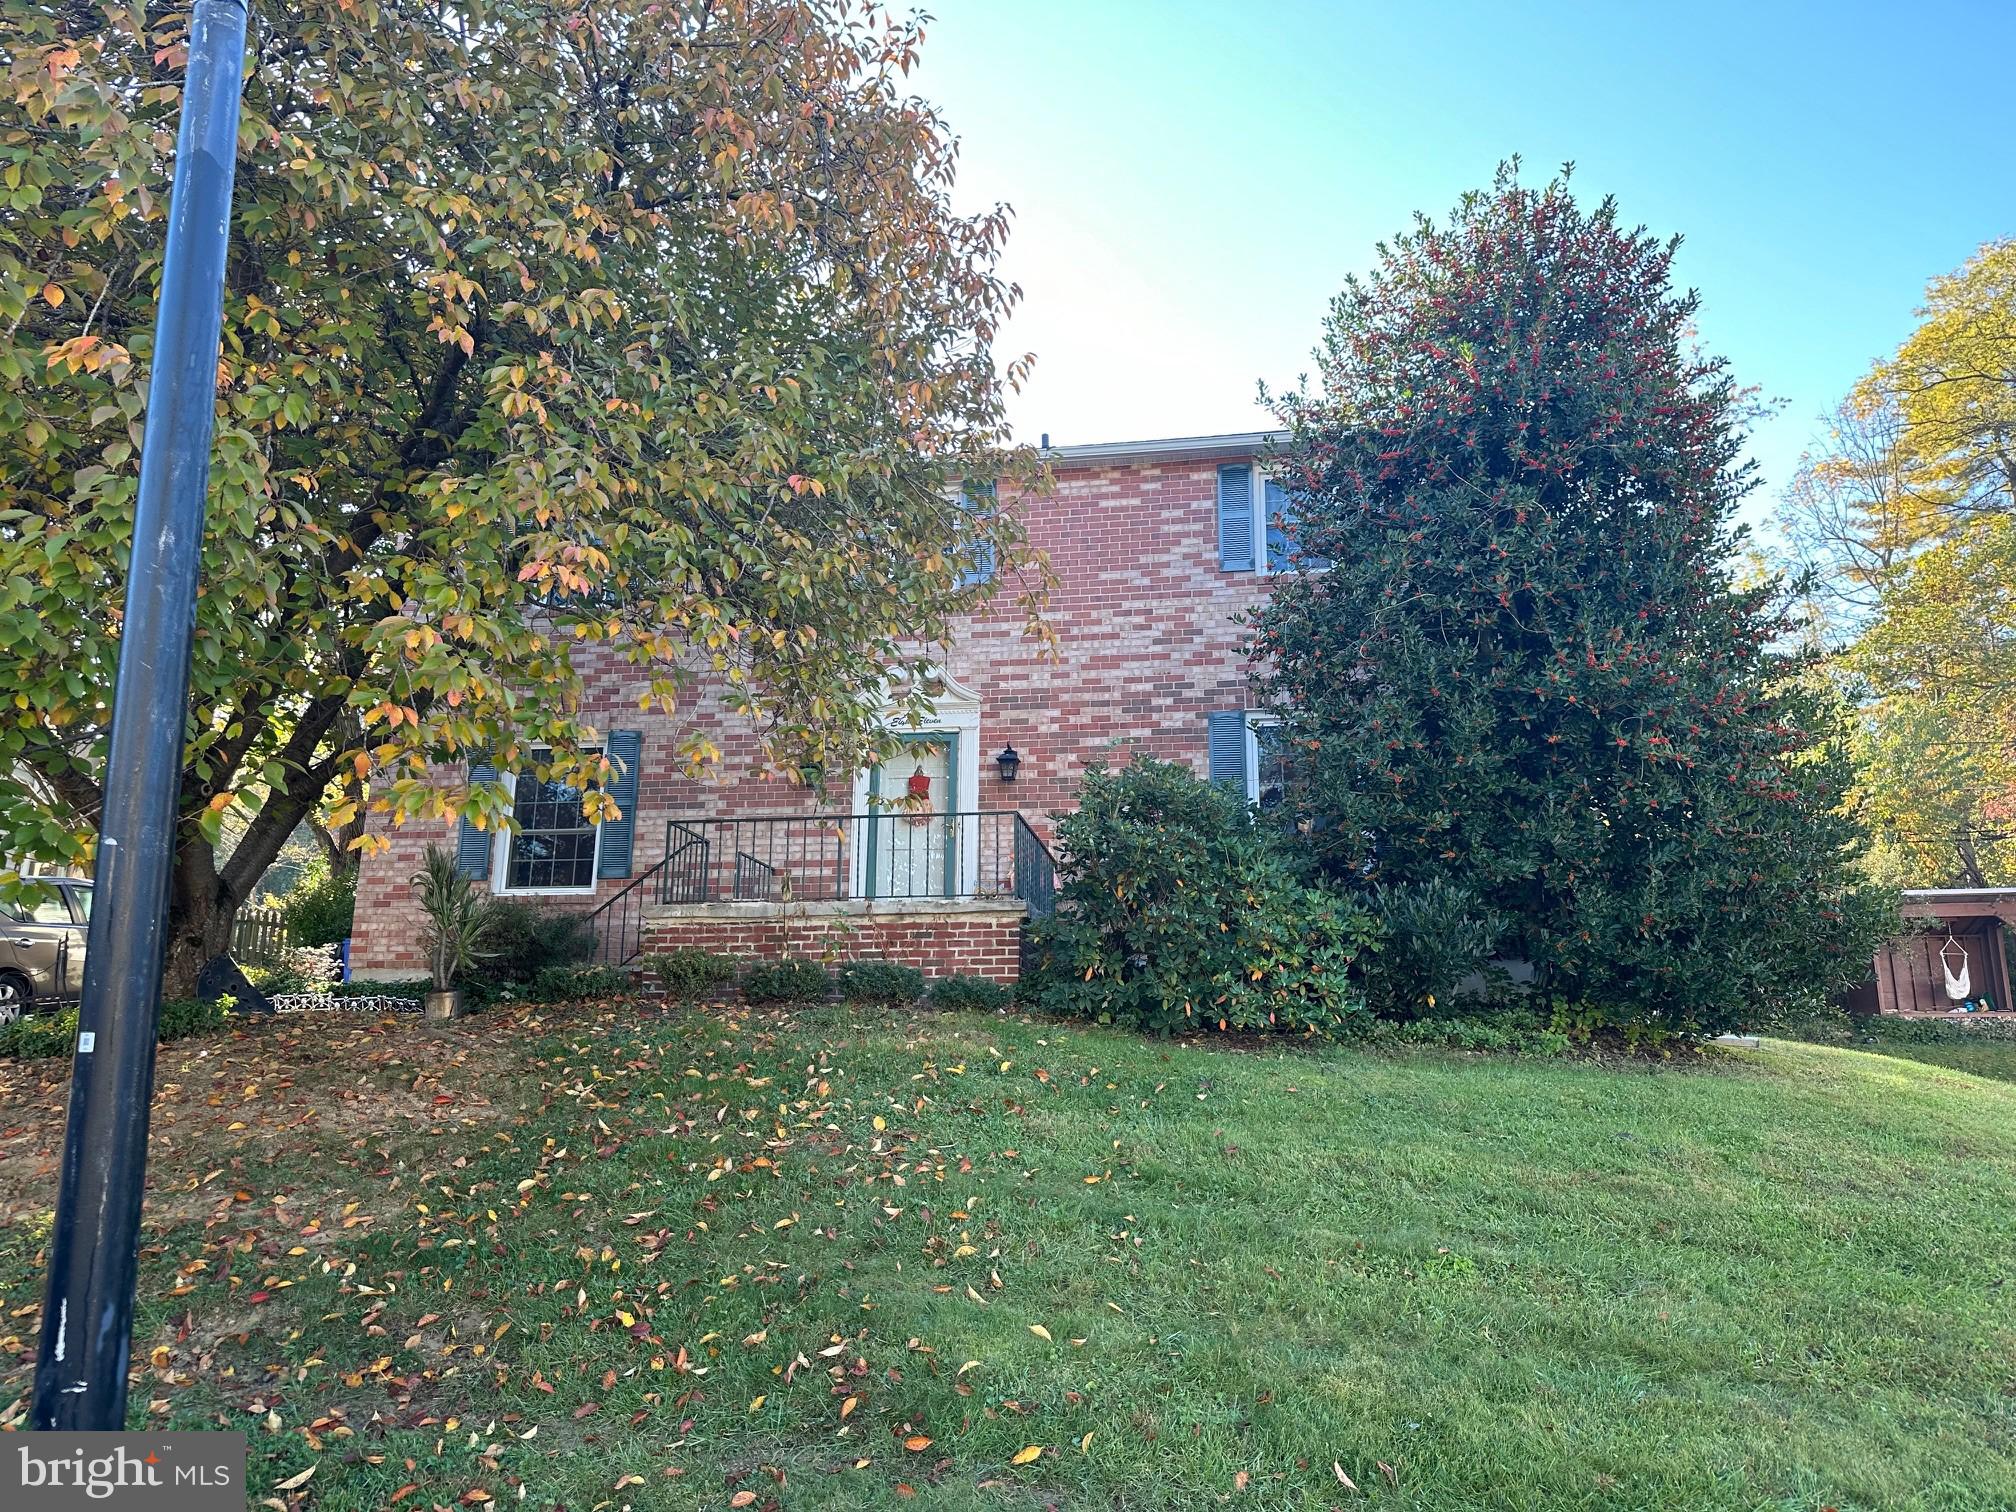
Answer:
[994,744,1021,783]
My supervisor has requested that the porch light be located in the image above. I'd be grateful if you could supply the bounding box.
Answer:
[994,744,1021,783]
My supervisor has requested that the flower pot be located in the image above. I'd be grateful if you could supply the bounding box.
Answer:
[424,988,467,1022]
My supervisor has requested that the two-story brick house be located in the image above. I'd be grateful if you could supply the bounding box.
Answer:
[348,430,1305,982]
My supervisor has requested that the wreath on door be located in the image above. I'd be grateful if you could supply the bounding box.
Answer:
[905,765,934,825]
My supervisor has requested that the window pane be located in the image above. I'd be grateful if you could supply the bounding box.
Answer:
[505,770,598,890]
[28,887,72,924]
[1264,480,1291,569]
[1254,725,1292,812]
[68,885,92,920]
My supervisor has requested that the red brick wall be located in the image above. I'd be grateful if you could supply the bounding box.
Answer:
[639,905,1024,983]
[350,449,1268,974]
[942,454,1271,832]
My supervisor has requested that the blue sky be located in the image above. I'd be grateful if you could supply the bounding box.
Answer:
[912,0,2016,532]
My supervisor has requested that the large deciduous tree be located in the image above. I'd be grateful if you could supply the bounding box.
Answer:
[0,0,1043,991]
[1781,239,2016,887]
[1249,167,1889,1033]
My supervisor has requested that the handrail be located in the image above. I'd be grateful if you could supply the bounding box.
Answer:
[582,857,668,967]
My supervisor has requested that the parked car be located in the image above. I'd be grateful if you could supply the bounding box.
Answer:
[0,877,92,1023]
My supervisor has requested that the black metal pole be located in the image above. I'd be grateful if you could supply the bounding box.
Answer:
[33,0,251,1432]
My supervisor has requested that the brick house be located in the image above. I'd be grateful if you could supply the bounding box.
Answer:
[349,430,1304,983]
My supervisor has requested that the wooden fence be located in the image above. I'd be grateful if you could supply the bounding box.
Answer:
[231,906,292,966]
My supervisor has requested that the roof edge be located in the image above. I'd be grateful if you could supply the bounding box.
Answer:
[1043,430,1286,468]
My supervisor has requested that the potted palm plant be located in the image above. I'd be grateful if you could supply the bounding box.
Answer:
[411,845,498,1021]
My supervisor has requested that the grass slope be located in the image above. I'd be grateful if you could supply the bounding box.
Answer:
[3,1004,2015,1511]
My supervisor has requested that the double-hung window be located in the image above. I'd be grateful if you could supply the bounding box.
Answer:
[1246,717,1292,812]
[1209,711,1298,813]
[495,753,602,893]
[1217,463,1329,573]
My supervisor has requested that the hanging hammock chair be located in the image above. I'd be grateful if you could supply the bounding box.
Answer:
[1940,934,1971,1001]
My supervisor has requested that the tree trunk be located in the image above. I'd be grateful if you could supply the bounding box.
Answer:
[160,882,239,1000]
[159,832,240,1000]
[1956,832,1989,889]
[159,784,322,999]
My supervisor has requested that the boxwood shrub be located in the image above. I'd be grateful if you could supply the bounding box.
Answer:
[528,963,634,1003]
[1024,756,1379,1036]
[332,978,431,1001]
[650,948,742,1002]
[835,958,926,1006]
[927,973,1012,1013]
[741,957,831,1005]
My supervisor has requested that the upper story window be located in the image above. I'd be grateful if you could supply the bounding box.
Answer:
[955,481,996,588]
[1217,463,1327,574]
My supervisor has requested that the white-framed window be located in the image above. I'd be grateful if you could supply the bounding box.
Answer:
[492,752,602,894]
[1217,463,1328,575]
[1245,716,1291,812]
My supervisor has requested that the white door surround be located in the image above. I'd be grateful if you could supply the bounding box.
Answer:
[850,668,984,898]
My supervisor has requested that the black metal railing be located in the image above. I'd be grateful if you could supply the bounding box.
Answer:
[656,811,1055,913]
[583,857,668,968]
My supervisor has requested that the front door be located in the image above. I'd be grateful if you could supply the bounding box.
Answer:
[866,734,958,899]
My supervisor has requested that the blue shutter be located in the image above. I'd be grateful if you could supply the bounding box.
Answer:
[455,759,498,879]
[1216,465,1254,572]
[1207,711,1250,792]
[956,481,997,588]
[597,728,644,879]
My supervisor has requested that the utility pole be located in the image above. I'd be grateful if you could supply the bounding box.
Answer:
[33,0,251,1431]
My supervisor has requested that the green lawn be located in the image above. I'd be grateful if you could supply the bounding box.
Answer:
[1815,1020,2016,1086]
[1852,1036,2016,1085]
[4,1003,2016,1510]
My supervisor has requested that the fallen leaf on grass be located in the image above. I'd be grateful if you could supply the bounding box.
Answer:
[1010,1445,1042,1465]
[274,1467,315,1492]
[1333,1461,1358,1490]
[903,1435,932,1452]
[1026,1324,1051,1342]
[730,1493,756,1508]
